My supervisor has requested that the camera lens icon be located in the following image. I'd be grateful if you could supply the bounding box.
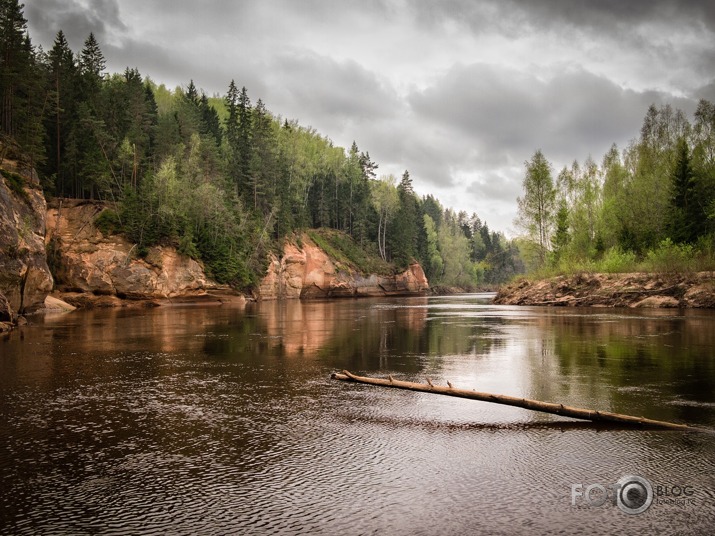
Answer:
[616,475,653,515]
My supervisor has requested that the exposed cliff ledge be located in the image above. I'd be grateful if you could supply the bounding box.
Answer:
[0,161,53,327]
[258,233,429,300]
[493,272,715,308]
[46,200,242,307]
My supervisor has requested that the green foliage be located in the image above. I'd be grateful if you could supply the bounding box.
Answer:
[177,230,199,259]
[644,238,696,273]
[422,214,443,281]
[306,228,393,276]
[667,138,704,244]
[390,170,418,268]
[436,210,481,287]
[93,208,121,235]
[516,149,556,265]
[1,168,28,202]
[519,101,715,279]
[597,247,637,274]
[551,200,569,265]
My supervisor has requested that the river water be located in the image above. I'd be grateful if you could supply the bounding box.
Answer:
[1,294,714,535]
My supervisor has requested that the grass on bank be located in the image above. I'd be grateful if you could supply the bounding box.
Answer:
[528,238,715,280]
[305,229,395,276]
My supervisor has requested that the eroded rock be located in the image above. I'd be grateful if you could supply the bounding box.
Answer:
[258,233,429,300]
[0,163,54,316]
[46,200,224,304]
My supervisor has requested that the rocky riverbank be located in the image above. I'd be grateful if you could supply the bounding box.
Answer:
[493,271,715,308]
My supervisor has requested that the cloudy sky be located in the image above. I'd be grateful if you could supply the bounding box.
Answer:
[26,0,715,234]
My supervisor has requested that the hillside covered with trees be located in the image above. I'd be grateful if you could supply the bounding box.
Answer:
[0,1,522,291]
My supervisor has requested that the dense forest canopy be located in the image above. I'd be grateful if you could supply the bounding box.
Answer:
[515,100,715,274]
[0,0,522,289]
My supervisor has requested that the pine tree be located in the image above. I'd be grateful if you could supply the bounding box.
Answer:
[551,200,570,264]
[667,138,703,244]
[236,86,252,200]
[199,92,221,145]
[222,81,252,199]
[185,79,198,105]
[250,97,274,213]
[46,30,78,196]
[391,170,418,267]
[79,32,105,78]
[0,0,41,158]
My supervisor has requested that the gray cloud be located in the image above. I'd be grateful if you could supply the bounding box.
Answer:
[411,0,715,36]
[510,0,715,33]
[266,52,402,132]
[26,0,125,50]
[408,64,691,168]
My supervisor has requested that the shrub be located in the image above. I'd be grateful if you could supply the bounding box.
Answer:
[597,247,638,273]
[94,209,121,236]
[1,168,29,203]
[644,238,695,273]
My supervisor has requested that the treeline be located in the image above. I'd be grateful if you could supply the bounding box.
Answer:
[516,101,715,273]
[0,0,522,288]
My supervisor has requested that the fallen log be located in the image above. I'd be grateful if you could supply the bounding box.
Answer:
[331,370,692,431]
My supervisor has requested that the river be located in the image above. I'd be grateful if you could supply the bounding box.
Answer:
[1,294,714,534]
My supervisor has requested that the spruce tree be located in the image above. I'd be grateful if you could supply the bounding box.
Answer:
[79,32,105,78]
[236,86,252,200]
[0,0,44,169]
[391,170,418,267]
[667,138,703,244]
[250,97,274,213]
[199,92,221,145]
[46,30,78,196]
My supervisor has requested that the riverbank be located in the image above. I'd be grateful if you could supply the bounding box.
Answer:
[493,271,715,308]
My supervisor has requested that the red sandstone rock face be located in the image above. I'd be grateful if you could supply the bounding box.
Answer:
[0,166,54,314]
[258,234,430,300]
[46,201,221,304]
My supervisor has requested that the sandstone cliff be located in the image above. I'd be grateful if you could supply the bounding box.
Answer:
[494,272,715,308]
[46,200,240,307]
[0,161,53,325]
[258,233,429,300]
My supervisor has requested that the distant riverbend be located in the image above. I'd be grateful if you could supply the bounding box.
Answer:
[494,271,715,308]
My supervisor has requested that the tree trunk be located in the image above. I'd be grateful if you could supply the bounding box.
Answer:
[331,371,693,430]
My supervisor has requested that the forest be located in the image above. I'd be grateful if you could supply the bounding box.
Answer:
[515,99,715,275]
[0,0,522,290]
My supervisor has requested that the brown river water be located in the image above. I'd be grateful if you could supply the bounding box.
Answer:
[1,294,714,534]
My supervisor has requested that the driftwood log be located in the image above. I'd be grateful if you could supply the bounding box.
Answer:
[331,370,692,431]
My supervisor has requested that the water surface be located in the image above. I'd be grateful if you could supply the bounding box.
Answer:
[1,295,714,534]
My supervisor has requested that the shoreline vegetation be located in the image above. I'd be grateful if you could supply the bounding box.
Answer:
[506,102,715,308]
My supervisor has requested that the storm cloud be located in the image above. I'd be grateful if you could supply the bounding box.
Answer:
[25,0,714,234]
